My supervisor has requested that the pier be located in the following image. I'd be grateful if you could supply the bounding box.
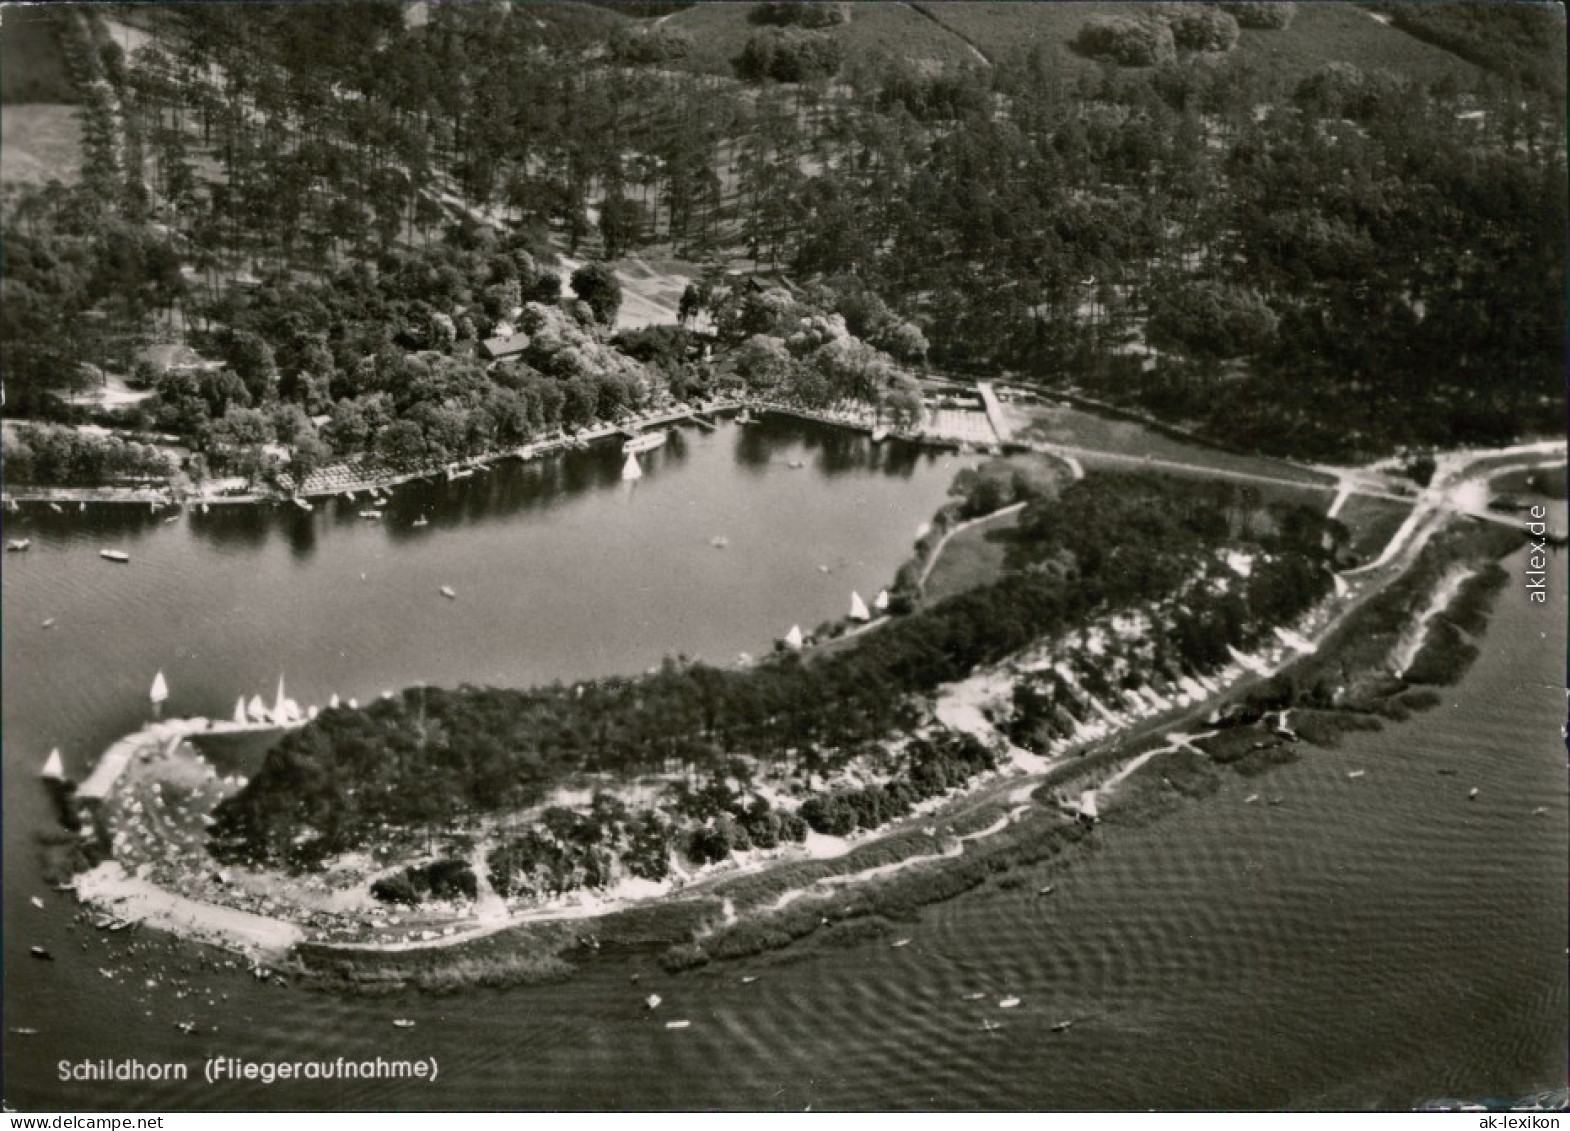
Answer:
[976,382,1012,444]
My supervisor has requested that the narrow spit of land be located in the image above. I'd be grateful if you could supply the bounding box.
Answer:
[60,440,1557,969]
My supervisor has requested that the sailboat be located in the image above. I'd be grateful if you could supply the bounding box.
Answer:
[233,697,248,725]
[273,676,302,723]
[246,695,270,723]
[40,748,65,781]
[621,453,643,481]
[849,591,871,622]
[874,588,890,613]
[329,693,341,710]
[1077,791,1100,823]
[149,671,169,706]
[783,625,804,650]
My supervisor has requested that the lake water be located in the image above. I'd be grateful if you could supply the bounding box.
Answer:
[3,423,1564,1111]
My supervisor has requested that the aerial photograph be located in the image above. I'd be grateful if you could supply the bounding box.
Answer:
[1,0,1565,1115]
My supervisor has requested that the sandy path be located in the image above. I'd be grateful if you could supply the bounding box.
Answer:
[77,862,303,955]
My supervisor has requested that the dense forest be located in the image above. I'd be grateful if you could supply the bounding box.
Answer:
[2,0,1563,477]
[208,472,1344,877]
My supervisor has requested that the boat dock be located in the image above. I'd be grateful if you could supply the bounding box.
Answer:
[976,382,1012,444]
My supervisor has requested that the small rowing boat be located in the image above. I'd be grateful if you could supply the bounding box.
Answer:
[392,1019,416,1029]
[440,586,456,600]
[6,538,31,552]
[99,549,130,563]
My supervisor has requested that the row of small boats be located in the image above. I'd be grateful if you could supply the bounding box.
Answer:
[779,590,891,650]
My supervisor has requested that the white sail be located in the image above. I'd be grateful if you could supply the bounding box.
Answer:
[1078,790,1100,821]
[874,588,890,612]
[273,675,289,720]
[149,670,169,704]
[40,748,65,780]
[849,591,870,622]
[329,693,341,709]
[621,453,643,481]
[784,625,804,650]
[247,694,270,722]
[233,697,247,725]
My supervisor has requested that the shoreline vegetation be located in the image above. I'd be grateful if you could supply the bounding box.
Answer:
[10,2,1559,987]
[50,435,1557,993]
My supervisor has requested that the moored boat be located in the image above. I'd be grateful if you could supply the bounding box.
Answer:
[621,453,643,481]
[623,430,668,455]
[359,509,383,519]
[440,586,457,600]
[6,538,31,552]
[99,549,130,563]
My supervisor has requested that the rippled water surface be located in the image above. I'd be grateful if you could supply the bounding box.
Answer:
[3,429,1564,1111]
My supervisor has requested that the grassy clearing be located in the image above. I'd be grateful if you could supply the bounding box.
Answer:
[1492,464,1567,500]
[0,7,78,104]
[1234,3,1488,87]
[1011,401,1335,488]
[0,104,83,187]
[914,1,1486,87]
[1335,493,1415,563]
[922,506,1021,602]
